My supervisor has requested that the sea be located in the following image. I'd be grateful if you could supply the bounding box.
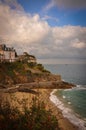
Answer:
[44,64,86,130]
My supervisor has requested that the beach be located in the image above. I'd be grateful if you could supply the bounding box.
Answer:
[1,88,79,130]
[36,89,79,130]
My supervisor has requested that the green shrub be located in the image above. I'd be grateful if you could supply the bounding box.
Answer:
[35,64,50,73]
[42,69,50,73]
[27,62,36,68]
[36,64,44,71]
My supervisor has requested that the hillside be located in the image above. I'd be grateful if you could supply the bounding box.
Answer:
[0,57,76,130]
[0,61,61,87]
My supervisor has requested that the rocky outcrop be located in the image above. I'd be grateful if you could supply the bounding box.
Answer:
[33,73,61,82]
[0,81,75,93]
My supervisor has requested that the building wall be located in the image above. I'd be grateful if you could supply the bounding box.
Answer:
[4,51,10,59]
[0,44,16,62]
[3,51,16,62]
[0,50,4,61]
[0,50,4,55]
[10,51,16,62]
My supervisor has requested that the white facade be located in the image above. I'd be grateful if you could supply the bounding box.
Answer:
[0,44,16,62]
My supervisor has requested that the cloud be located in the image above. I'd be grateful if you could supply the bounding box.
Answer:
[71,39,86,49]
[43,0,55,11]
[0,3,50,52]
[51,26,86,58]
[54,0,86,9]
[44,0,86,10]
[0,1,86,61]
[42,15,59,22]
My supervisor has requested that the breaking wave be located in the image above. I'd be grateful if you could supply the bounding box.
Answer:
[50,89,86,130]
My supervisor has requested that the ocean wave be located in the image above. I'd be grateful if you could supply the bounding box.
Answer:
[76,85,86,89]
[50,89,86,130]
[64,85,86,91]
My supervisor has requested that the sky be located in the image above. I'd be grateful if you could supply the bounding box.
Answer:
[0,0,86,64]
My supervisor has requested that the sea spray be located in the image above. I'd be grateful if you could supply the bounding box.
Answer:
[50,89,86,130]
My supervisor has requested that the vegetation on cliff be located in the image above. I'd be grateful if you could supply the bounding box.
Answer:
[0,96,59,130]
[0,61,50,85]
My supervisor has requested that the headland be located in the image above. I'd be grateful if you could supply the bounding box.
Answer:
[0,51,80,130]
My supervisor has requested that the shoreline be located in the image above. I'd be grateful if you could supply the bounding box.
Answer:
[38,89,79,130]
[50,89,86,130]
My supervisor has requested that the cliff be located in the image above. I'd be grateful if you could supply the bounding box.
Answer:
[0,61,61,88]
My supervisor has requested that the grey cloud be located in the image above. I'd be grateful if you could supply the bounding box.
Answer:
[53,0,86,9]
[45,0,86,10]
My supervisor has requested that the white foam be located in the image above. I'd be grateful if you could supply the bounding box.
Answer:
[64,85,86,91]
[63,95,66,99]
[77,85,82,88]
[50,90,86,130]
[68,101,71,104]
[64,88,73,91]
[75,85,86,90]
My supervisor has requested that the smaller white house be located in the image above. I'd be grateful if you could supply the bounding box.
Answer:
[0,44,17,62]
[18,52,36,63]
